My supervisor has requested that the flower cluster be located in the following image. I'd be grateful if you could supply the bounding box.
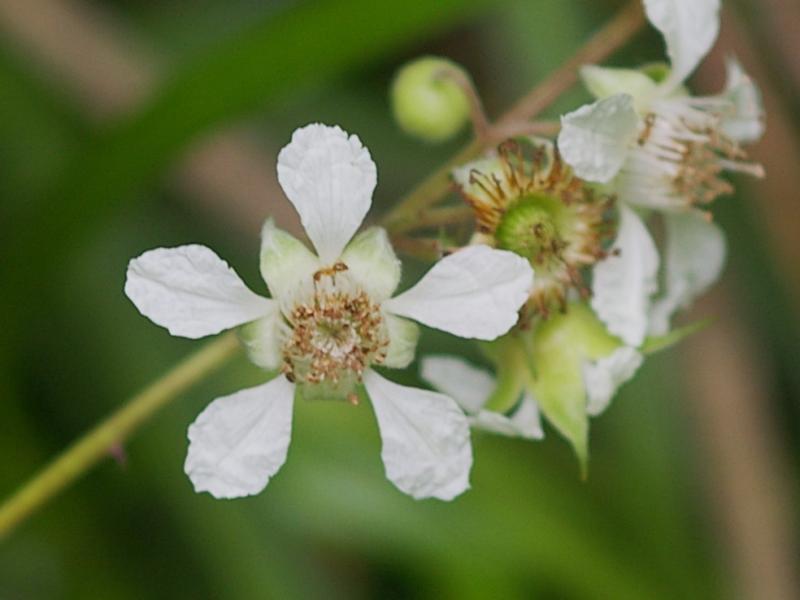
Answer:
[430,0,764,465]
[125,0,764,500]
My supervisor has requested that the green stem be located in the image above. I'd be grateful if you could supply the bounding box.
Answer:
[0,332,240,541]
[390,204,474,236]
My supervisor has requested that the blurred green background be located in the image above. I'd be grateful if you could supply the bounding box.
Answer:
[0,0,797,598]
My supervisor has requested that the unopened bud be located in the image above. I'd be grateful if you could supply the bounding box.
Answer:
[391,56,471,143]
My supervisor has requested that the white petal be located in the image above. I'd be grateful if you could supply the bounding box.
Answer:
[591,207,659,346]
[238,307,285,371]
[125,245,272,339]
[420,355,495,414]
[364,370,472,501]
[580,65,659,110]
[643,0,720,89]
[184,376,295,499]
[720,57,765,143]
[341,227,401,302]
[383,314,420,369]
[384,245,533,341]
[471,395,544,440]
[558,94,639,183]
[649,210,726,335]
[276,123,377,262]
[583,347,643,416]
[260,219,319,304]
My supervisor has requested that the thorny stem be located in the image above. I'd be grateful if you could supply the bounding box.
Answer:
[380,0,645,235]
[0,2,646,541]
[0,332,240,541]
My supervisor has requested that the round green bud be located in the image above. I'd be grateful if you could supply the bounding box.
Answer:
[391,56,471,143]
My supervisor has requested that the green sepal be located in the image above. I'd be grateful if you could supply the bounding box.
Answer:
[383,314,420,369]
[526,303,624,475]
[641,319,712,355]
[297,376,359,403]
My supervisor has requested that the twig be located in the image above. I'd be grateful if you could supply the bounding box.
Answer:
[391,205,474,236]
[0,332,240,540]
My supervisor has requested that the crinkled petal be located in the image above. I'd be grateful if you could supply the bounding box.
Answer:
[260,219,319,304]
[591,207,659,346]
[383,314,420,369]
[184,376,295,499]
[341,227,401,302]
[649,210,726,335]
[580,65,659,110]
[583,347,643,416]
[420,355,495,414]
[720,57,765,143]
[384,245,533,341]
[558,94,639,183]
[364,370,472,501]
[643,0,720,90]
[471,395,544,440]
[276,123,377,262]
[125,245,272,339]
[238,307,285,371]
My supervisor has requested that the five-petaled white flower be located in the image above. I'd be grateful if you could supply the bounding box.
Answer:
[557,0,764,348]
[125,123,533,501]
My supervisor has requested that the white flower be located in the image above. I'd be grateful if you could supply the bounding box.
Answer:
[125,123,533,501]
[420,356,543,440]
[557,0,762,341]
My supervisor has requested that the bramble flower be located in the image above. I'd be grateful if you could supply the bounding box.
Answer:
[558,0,764,211]
[557,0,764,345]
[453,137,612,318]
[125,123,533,501]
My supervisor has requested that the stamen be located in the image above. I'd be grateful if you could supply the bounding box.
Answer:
[281,269,387,388]
[623,98,764,209]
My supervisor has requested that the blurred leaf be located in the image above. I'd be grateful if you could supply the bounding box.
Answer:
[10,0,495,282]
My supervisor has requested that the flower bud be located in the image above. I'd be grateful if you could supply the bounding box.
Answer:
[391,56,471,143]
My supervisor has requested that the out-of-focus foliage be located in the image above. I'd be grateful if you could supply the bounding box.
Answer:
[0,0,797,598]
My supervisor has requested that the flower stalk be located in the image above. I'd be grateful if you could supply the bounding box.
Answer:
[0,332,240,541]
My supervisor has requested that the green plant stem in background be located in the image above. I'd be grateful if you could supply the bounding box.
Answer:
[0,1,646,542]
[0,332,240,541]
[381,0,645,235]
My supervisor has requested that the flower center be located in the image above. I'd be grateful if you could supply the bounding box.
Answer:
[630,101,764,209]
[495,194,567,264]
[455,138,612,317]
[281,263,387,392]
